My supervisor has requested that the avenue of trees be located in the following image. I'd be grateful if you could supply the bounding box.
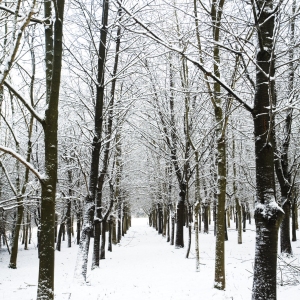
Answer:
[0,1,300,300]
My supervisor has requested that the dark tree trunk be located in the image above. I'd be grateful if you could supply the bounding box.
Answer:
[108,217,112,252]
[166,213,170,242]
[67,193,72,248]
[170,212,175,246]
[37,1,65,298]
[242,204,246,232]
[236,204,242,244]
[55,213,58,243]
[112,217,117,245]
[93,0,121,266]
[186,205,192,258]
[276,0,296,254]
[154,208,158,231]
[56,222,64,251]
[251,2,284,299]
[24,212,29,250]
[75,0,109,278]
[280,199,292,253]
[100,221,107,259]
[203,204,209,234]
[292,197,297,242]
[92,220,101,267]
[198,208,201,232]
[224,212,228,241]
[117,204,122,243]
[62,222,65,241]
[8,199,23,269]
[163,206,167,237]
[122,212,125,236]
[213,198,216,236]
[175,184,186,248]
[158,203,163,234]
[76,212,81,245]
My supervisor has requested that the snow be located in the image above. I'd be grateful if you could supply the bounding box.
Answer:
[0,218,300,300]
[256,201,284,220]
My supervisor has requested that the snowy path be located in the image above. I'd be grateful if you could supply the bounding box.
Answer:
[1,218,299,300]
[70,218,251,300]
[71,218,207,300]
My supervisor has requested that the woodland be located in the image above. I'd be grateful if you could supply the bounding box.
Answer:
[0,0,300,300]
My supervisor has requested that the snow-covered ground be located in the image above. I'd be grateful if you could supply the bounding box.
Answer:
[0,218,299,300]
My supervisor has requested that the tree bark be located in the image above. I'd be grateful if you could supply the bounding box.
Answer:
[175,183,186,248]
[8,197,23,268]
[37,1,65,298]
[251,2,284,299]
[75,0,108,279]
[291,195,297,242]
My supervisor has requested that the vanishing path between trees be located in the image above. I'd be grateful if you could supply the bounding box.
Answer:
[71,218,205,300]
[70,218,255,300]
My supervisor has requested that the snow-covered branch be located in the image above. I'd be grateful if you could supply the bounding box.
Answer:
[0,146,44,182]
[0,0,37,87]
[3,80,44,124]
[0,4,43,24]
[0,160,18,196]
[115,0,253,114]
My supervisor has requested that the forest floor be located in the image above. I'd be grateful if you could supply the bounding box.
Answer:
[0,218,300,300]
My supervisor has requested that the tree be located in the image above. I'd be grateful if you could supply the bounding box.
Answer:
[251,1,284,299]
[0,0,65,298]
[74,0,109,282]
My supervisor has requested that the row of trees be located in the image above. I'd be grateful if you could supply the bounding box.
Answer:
[0,1,300,300]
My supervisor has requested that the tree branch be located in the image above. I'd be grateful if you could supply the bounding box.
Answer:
[116,0,253,114]
[3,80,44,124]
[0,145,44,182]
[0,4,43,24]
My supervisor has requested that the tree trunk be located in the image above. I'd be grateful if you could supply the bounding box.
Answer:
[224,212,228,241]
[280,197,292,254]
[166,210,170,242]
[117,203,122,243]
[213,198,216,236]
[76,211,81,245]
[194,202,200,271]
[233,134,242,244]
[24,211,29,250]
[251,2,284,299]
[56,221,64,251]
[170,212,175,246]
[100,221,107,259]
[291,197,297,242]
[175,184,186,248]
[162,206,167,237]
[214,135,226,290]
[186,205,192,258]
[236,200,242,244]
[93,0,121,267]
[8,198,23,268]
[273,1,296,256]
[158,202,163,234]
[242,204,246,232]
[37,1,64,298]
[227,210,230,228]
[67,187,72,248]
[74,0,108,279]
[112,217,117,245]
[203,204,209,234]
[108,217,112,252]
